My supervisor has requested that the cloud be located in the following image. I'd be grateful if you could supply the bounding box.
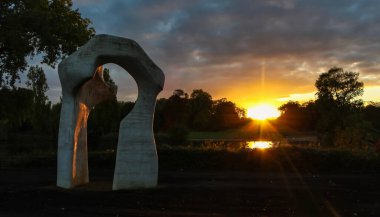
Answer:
[54,0,380,106]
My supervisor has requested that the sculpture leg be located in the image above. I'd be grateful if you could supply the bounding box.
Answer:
[57,66,116,189]
[72,103,90,186]
[57,99,90,188]
[113,89,159,190]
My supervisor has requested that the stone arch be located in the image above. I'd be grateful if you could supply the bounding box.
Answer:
[57,34,165,190]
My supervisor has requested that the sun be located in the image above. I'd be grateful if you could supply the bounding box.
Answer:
[247,104,281,120]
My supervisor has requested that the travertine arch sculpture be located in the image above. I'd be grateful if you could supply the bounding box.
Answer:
[57,34,165,190]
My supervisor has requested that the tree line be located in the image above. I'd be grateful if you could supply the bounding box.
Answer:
[0,68,248,142]
[0,0,92,140]
[154,89,248,143]
[275,67,380,148]
[1,66,380,149]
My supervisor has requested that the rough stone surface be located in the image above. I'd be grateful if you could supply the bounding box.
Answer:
[57,34,164,190]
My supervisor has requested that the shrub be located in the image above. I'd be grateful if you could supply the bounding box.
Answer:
[168,125,189,145]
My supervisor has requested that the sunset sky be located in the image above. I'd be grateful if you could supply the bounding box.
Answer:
[42,0,380,109]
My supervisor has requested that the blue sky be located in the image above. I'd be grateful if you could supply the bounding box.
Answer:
[42,0,380,108]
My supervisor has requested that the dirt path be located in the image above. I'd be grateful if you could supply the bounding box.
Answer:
[1,168,380,216]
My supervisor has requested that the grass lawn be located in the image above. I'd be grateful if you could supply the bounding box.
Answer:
[189,120,316,141]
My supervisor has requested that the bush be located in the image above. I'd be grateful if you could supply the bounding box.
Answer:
[168,125,189,145]
[0,120,8,140]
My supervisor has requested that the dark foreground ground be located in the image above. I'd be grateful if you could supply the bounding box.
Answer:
[1,168,380,217]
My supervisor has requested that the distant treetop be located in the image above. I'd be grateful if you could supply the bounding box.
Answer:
[0,0,95,87]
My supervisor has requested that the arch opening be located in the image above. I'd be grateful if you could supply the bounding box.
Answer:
[86,63,138,182]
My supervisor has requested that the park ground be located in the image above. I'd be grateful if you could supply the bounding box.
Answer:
[1,168,380,217]
[1,143,380,217]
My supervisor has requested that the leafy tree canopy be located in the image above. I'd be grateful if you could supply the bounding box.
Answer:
[0,0,95,87]
[314,67,366,147]
[26,65,48,105]
[278,101,301,114]
[189,89,213,130]
[315,67,363,108]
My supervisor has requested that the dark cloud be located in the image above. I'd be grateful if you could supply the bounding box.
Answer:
[55,0,380,105]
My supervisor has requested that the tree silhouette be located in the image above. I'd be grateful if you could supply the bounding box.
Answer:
[25,65,50,131]
[0,0,95,86]
[0,87,34,132]
[189,89,213,130]
[161,89,190,131]
[315,67,367,147]
[315,67,363,109]
[211,98,243,130]
[26,66,49,106]
[277,101,317,132]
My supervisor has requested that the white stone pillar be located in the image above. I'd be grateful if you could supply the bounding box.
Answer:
[113,87,159,189]
[57,34,164,189]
